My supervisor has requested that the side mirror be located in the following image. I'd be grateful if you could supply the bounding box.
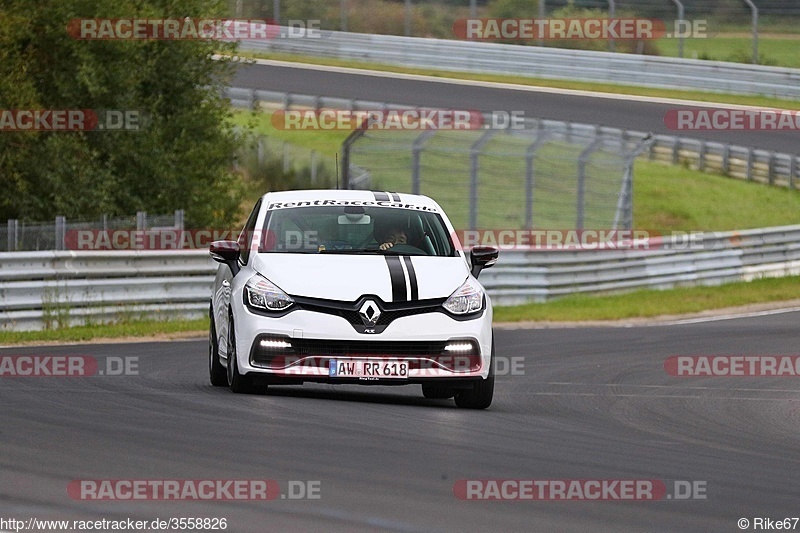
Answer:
[210,240,241,276]
[470,246,498,278]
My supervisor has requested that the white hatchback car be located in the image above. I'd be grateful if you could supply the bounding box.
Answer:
[208,190,499,409]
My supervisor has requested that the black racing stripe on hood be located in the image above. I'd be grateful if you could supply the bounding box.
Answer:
[384,256,406,302]
[402,256,419,301]
[390,192,401,202]
[373,191,390,201]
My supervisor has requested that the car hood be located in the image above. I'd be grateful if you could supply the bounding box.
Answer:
[251,253,469,302]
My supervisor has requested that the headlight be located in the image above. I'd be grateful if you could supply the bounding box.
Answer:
[244,274,294,311]
[442,279,484,315]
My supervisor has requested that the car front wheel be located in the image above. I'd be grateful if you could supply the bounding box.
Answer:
[209,309,227,386]
[227,315,256,394]
[454,338,494,410]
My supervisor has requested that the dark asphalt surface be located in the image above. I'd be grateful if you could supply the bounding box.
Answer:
[3,311,800,532]
[233,62,800,155]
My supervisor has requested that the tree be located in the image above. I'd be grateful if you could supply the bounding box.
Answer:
[0,0,244,227]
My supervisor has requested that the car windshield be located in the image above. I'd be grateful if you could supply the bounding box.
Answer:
[258,205,456,256]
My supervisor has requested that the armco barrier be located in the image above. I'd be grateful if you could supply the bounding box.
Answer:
[2,225,800,331]
[0,251,216,332]
[237,28,800,99]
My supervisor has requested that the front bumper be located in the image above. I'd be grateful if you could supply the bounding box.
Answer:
[234,305,493,382]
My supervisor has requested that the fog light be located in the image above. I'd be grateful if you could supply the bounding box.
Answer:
[444,342,474,353]
[260,338,292,350]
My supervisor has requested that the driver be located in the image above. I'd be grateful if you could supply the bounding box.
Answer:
[378,224,407,250]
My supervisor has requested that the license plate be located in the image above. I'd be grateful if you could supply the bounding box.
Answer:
[329,359,408,379]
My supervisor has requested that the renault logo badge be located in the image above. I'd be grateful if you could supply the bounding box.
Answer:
[358,300,381,327]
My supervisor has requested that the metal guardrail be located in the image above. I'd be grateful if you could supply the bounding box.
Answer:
[481,225,800,305]
[237,28,800,99]
[0,251,216,331]
[225,87,799,188]
[3,225,800,330]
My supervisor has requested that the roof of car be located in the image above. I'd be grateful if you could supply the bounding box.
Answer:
[261,189,440,209]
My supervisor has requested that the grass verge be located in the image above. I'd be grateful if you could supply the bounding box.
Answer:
[0,318,207,346]
[494,275,800,322]
[233,51,800,111]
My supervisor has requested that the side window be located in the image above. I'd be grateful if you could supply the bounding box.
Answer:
[238,199,262,265]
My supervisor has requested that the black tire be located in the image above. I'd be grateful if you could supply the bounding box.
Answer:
[454,338,494,410]
[209,310,227,386]
[227,315,256,394]
[421,383,455,399]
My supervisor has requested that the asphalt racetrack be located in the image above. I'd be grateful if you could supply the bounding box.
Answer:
[233,61,800,155]
[2,311,800,532]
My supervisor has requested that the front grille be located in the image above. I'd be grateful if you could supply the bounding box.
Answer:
[290,339,448,357]
[294,295,445,332]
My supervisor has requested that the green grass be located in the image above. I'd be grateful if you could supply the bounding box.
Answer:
[634,163,800,231]
[0,318,207,346]
[232,51,800,111]
[656,35,800,68]
[234,109,800,232]
[494,275,800,322]
[231,111,346,157]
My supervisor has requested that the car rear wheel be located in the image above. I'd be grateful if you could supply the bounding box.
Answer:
[209,309,227,386]
[454,338,494,410]
[227,316,256,394]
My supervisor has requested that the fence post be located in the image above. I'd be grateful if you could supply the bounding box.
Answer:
[283,142,290,174]
[136,211,147,231]
[698,140,706,172]
[613,134,651,230]
[537,0,545,46]
[721,143,730,175]
[340,0,348,31]
[411,129,437,195]
[174,209,185,231]
[767,153,776,185]
[469,129,496,230]
[525,132,554,229]
[672,138,680,165]
[340,118,369,189]
[791,156,798,190]
[7,219,18,251]
[577,138,605,230]
[311,150,318,184]
[743,0,758,64]
[746,149,754,181]
[607,0,615,52]
[55,216,66,251]
[670,0,685,58]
